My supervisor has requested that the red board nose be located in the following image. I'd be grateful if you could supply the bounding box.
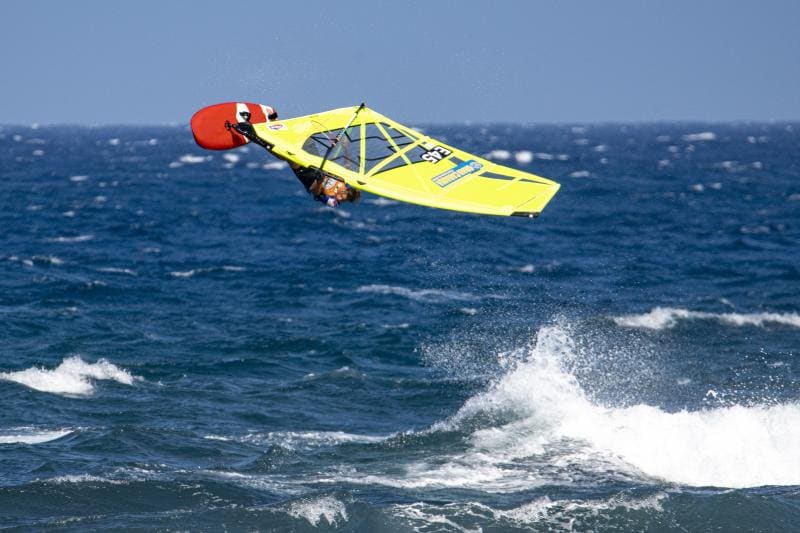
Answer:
[190,102,273,150]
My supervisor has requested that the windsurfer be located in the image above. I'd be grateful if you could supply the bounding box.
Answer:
[289,162,361,207]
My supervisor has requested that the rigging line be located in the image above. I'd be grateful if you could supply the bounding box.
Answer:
[318,103,366,174]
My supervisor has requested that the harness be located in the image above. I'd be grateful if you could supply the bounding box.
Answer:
[316,177,350,207]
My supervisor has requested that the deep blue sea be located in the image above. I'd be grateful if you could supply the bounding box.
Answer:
[1,120,799,531]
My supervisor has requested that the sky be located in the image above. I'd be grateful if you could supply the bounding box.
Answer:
[1,0,798,125]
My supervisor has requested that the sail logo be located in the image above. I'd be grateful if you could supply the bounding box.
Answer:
[431,160,483,188]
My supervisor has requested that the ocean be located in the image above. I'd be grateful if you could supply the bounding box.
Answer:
[1,120,799,531]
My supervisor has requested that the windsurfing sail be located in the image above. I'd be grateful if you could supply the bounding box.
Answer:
[194,103,560,217]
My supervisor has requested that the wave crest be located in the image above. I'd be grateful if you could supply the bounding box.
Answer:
[613,307,800,330]
[0,356,139,396]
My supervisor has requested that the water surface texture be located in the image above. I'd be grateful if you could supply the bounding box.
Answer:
[1,122,799,531]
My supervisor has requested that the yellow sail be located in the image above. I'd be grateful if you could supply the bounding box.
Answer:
[252,105,560,217]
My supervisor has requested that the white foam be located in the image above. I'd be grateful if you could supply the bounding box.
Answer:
[45,472,129,485]
[333,325,800,491]
[170,265,246,278]
[97,267,136,276]
[69,175,89,182]
[46,234,93,243]
[569,170,591,178]
[682,132,717,142]
[391,502,481,532]
[222,153,240,164]
[287,496,348,527]
[514,150,533,164]
[486,149,511,160]
[31,255,63,266]
[0,356,139,396]
[367,197,399,206]
[262,161,287,170]
[613,307,800,330]
[393,493,666,530]
[0,428,73,445]
[179,154,210,164]
[356,284,476,303]
[450,326,800,488]
[206,430,387,450]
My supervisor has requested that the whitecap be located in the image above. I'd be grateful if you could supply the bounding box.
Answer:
[219,430,388,450]
[486,149,511,160]
[31,255,63,266]
[286,496,348,527]
[381,323,410,329]
[569,170,591,178]
[356,284,476,303]
[170,265,244,278]
[69,175,89,182]
[0,428,73,445]
[514,150,533,164]
[446,325,800,488]
[682,132,717,142]
[0,356,139,396]
[366,197,398,206]
[262,161,287,170]
[178,154,210,164]
[612,307,800,330]
[97,267,137,276]
[46,234,93,243]
[222,153,240,164]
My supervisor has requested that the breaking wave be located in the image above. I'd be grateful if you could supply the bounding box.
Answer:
[392,492,667,531]
[0,427,73,445]
[204,430,387,450]
[445,325,800,488]
[0,356,139,396]
[340,325,800,490]
[286,496,349,527]
[613,307,800,330]
[356,284,476,303]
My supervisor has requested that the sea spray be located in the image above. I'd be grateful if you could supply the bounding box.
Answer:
[0,356,139,396]
[446,325,800,488]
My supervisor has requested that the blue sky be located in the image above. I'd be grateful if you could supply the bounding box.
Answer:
[1,0,798,124]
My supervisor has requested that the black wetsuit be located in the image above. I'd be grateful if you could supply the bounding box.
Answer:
[291,166,323,193]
